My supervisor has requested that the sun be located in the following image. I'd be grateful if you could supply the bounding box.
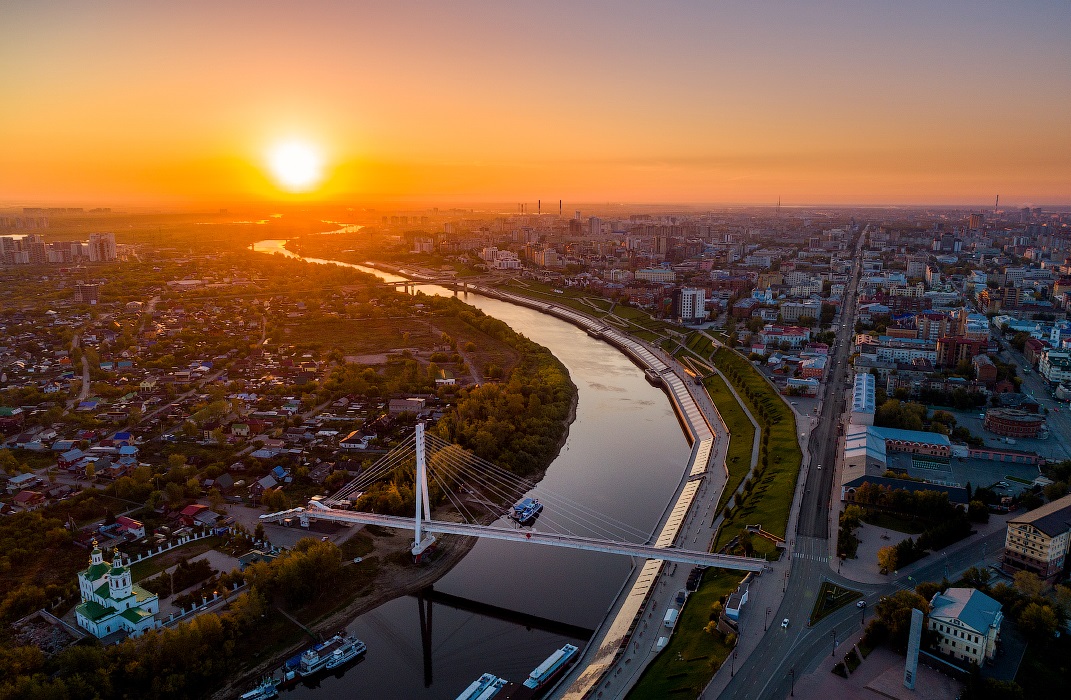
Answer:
[267,139,324,192]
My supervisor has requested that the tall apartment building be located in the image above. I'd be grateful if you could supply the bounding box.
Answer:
[672,288,706,323]
[88,232,117,262]
[1001,493,1071,582]
[73,283,101,305]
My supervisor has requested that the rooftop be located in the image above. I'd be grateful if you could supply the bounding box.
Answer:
[929,587,1002,634]
[1009,493,1071,537]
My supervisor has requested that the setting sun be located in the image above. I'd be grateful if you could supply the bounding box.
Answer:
[267,139,324,192]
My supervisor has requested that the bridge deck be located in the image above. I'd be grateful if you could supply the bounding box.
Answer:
[262,506,765,571]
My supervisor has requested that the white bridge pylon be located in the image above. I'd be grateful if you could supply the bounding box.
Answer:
[260,424,766,572]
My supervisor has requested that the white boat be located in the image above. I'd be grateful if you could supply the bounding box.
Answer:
[238,677,279,700]
[325,637,367,670]
[297,633,349,677]
[456,672,510,700]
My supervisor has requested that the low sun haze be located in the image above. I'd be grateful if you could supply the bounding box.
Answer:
[1,1,1069,206]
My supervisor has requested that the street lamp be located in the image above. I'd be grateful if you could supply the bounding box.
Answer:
[790,668,795,697]
[831,630,837,656]
[765,606,771,631]
[784,569,789,592]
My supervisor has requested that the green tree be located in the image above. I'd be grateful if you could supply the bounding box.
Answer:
[1018,602,1058,641]
[1013,570,1045,598]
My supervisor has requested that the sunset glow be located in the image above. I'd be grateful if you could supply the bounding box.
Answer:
[267,140,324,193]
[0,2,1067,206]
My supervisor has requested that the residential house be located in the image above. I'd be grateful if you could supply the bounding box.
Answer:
[114,516,146,540]
[12,490,45,511]
[178,504,209,527]
[249,474,278,500]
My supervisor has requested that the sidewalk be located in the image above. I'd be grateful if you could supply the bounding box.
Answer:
[836,510,1014,586]
[701,554,793,698]
[792,628,963,700]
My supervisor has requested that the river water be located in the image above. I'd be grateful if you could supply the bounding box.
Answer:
[252,240,689,698]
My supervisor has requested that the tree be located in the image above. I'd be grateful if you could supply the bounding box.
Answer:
[0,449,21,475]
[207,488,225,512]
[1043,481,1069,502]
[254,523,266,543]
[878,545,898,573]
[1018,602,1058,641]
[1013,571,1046,598]
[962,566,991,590]
[967,500,990,523]
[165,481,186,506]
[869,589,931,652]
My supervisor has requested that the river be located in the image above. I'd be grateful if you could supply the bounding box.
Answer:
[252,239,690,698]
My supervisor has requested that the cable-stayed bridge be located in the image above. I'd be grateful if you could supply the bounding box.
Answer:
[261,424,765,572]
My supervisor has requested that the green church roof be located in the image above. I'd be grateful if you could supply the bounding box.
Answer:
[120,607,153,623]
[84,563,110,581]
[76,600,115,623]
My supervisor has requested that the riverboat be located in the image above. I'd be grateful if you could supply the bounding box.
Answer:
[456,673,512,700]
[325,637,367,670]
[520,644,579,693]
[283,633,358,679]
[510,498,543,525]
[238,677,279,700]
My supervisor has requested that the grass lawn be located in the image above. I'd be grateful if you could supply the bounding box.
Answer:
[860,510,927,535]
[809,582,862,625]
[1006,475,1033,485]
[701,374,756,512]
[712,348,802,550]
[130,535,225,582]
[686,332,716,360]
[627,568,745,699]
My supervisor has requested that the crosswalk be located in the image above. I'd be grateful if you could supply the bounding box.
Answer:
[792,551,829,563]
[790,537,830,563]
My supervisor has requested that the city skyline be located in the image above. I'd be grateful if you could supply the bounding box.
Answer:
[1,1,1069,206]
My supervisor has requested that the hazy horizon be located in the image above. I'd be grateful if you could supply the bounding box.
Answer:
[2,1,1069,206]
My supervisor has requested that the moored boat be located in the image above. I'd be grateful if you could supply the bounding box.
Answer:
[456,673,511,700]
[284,633,355,679]
[325,637,367,670]
[519,643,579,694]
[238,676,279,700]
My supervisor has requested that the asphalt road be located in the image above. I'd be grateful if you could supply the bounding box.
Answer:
[797,229,866,539]
[717,228,871,700]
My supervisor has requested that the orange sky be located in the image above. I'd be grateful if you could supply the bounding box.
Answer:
[1,2,1069,207]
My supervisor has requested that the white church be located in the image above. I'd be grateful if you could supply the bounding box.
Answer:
[74,542,159,639]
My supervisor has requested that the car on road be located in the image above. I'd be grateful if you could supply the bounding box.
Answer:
[791,401,798,405]
[817,464,822,470]
[781,618,790,629]
[856,600,866,608]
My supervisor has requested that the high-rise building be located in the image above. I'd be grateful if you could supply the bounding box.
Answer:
[588,217,602,236]
[88,232,117,262]
[74,283,101,304]
[672,287,706,323]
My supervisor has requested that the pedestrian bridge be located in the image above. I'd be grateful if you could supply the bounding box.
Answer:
[261,424,765,572]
